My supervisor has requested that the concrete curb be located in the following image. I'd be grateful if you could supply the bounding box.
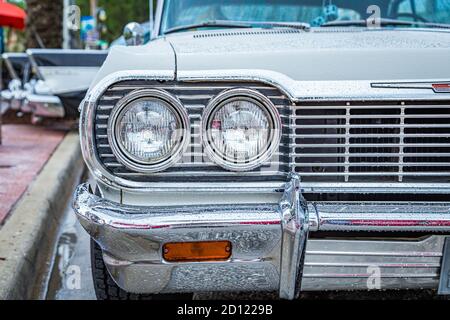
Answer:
[0,131,85,300]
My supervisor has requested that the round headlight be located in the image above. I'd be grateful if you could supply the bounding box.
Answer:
[202,89,281,171]
[108,89,190,173]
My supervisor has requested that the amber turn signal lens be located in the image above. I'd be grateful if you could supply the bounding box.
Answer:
[163,241,232,262]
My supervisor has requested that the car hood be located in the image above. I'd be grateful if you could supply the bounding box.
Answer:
[168,28,450,81]
[90,28,450,100]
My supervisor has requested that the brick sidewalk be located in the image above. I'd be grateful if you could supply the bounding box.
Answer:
[0,125,66,223]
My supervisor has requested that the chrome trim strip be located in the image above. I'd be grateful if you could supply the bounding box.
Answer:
[73,183,282,230]
[114,170,287,177]
[310,202,450,232]
[372,81,450,94]
[178,70,450,102]
[301,182,450,194]
[119,183,286,193]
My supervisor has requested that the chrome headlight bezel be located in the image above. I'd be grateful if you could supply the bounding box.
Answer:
[202,88,282,172]
[107,89,190,173]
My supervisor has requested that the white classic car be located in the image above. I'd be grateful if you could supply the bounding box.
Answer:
[73,0,450,300]
[1,26,149,123]
[25,49,108,120]
[1,50,107,121]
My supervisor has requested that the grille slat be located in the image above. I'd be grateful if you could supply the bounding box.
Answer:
[295,134,450,138]
[293,163,450,167]
[292,124,450,129]
[292,153,450,157]
[294,143,450,148]
[297,172,450,177]
[293,105,450,110]
[295,114,450,119]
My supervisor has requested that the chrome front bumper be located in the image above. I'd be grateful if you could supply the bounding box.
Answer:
[73,175,450,299]
[1,89,24,111]
[25,94,65,118]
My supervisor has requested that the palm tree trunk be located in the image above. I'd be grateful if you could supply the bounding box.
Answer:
[26,0,63,48]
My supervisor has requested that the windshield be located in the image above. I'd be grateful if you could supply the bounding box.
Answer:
[160,0,450,34]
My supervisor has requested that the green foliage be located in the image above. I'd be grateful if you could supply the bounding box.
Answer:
[76,0,153,43]
[7,0,26,9]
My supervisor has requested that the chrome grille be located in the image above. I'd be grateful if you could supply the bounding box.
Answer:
[94,81,291,183]
[292,102,450,183]
[95,81,450,187]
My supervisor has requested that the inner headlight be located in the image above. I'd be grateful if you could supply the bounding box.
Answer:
[108,89,190,173]
[203,89,281,171]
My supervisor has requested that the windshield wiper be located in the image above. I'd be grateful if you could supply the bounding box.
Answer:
[243,20,311,31]
[321,18,450,29]
[164,20,253,35]
[164,20,311,35]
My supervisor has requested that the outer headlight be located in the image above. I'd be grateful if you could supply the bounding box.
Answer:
[202,88,282,171]
[108,89,190,173]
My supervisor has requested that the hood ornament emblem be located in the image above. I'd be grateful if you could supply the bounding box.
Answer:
[432,83,450,93]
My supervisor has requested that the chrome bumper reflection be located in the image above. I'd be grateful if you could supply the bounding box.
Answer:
[73,175,450,298]
[73,174,308,299]
[2,89,25,110]
[1,89,13,102]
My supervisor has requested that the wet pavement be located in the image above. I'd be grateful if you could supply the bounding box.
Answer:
[43,200,96,300]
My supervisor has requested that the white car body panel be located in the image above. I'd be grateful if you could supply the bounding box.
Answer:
[89,28,450,102]
[39,66,101,95]
[170,29,450,81]
[91,40,176,85]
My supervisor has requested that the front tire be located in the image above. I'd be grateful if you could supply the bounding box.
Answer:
[90,239,192,300]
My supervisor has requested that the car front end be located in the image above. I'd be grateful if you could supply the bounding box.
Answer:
[73,0,450,299]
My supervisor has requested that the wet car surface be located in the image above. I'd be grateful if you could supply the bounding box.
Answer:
[40,196,446,301]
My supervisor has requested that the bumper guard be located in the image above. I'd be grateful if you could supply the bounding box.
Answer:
[73,174,450,298]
